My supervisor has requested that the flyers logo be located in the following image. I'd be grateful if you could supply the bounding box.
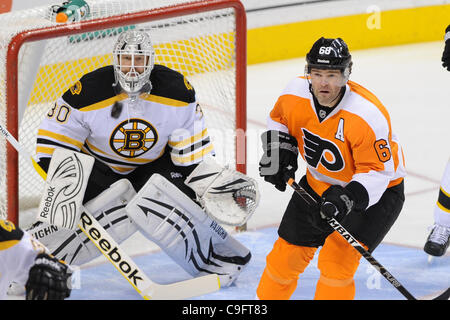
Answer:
[302,128,344,171]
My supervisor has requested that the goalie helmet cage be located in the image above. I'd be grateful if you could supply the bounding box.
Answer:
[0,0,247,225]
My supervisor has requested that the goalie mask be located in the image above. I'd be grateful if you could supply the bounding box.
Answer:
[113,30,155,96]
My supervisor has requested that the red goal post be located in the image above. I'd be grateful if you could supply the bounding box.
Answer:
[1,0,247,225]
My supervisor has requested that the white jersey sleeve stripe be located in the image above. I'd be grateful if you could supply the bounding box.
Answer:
[352,170,391,207]
[37,129,84,150]
[168,127,209,148]
[171,143,215,166]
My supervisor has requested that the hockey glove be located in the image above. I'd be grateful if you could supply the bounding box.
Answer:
[442,25,450,71]
[259,130,298,192]
[320,181,369,222]
[25,253,72,300]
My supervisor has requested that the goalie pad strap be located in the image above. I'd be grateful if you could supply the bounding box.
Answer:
[185,156,260,226]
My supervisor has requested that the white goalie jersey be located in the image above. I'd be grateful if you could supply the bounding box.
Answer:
[36,64,214,174]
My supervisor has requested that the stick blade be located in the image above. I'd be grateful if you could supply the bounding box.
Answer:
[144,274,220,300]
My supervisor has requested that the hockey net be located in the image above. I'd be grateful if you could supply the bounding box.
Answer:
[0,0,246,224]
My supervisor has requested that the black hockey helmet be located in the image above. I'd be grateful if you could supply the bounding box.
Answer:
[306,37,352,74]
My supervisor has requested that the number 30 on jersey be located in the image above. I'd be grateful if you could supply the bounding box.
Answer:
[47,103,71,124]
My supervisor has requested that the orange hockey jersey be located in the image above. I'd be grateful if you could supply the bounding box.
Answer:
[268,76,405,208]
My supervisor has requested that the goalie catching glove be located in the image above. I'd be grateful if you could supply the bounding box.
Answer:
[185,156,260,226]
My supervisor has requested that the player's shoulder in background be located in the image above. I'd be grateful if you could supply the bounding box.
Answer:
[149,64,196,105]
[61,65,117,110]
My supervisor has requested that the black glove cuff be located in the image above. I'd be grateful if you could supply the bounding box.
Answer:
[344,181,369,211]
[261,130,298,154]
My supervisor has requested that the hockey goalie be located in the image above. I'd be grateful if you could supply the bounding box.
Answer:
[28,29,259,288]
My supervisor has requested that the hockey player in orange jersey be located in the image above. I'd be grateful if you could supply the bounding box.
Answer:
[256,37,406,300]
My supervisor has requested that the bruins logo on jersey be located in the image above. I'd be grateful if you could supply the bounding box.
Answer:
[110,118,158,158]
[302,128,344,172]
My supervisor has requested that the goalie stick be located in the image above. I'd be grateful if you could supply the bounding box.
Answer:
[286,178,450,301]
[0,122,220,299]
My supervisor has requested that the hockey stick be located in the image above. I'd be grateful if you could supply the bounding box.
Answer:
[0,122,220,299]
[286,178,450,300]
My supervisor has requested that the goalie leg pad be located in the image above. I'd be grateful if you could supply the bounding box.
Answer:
[36,148,95,230]
[126,174,251,286]
[28,179,138,265]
